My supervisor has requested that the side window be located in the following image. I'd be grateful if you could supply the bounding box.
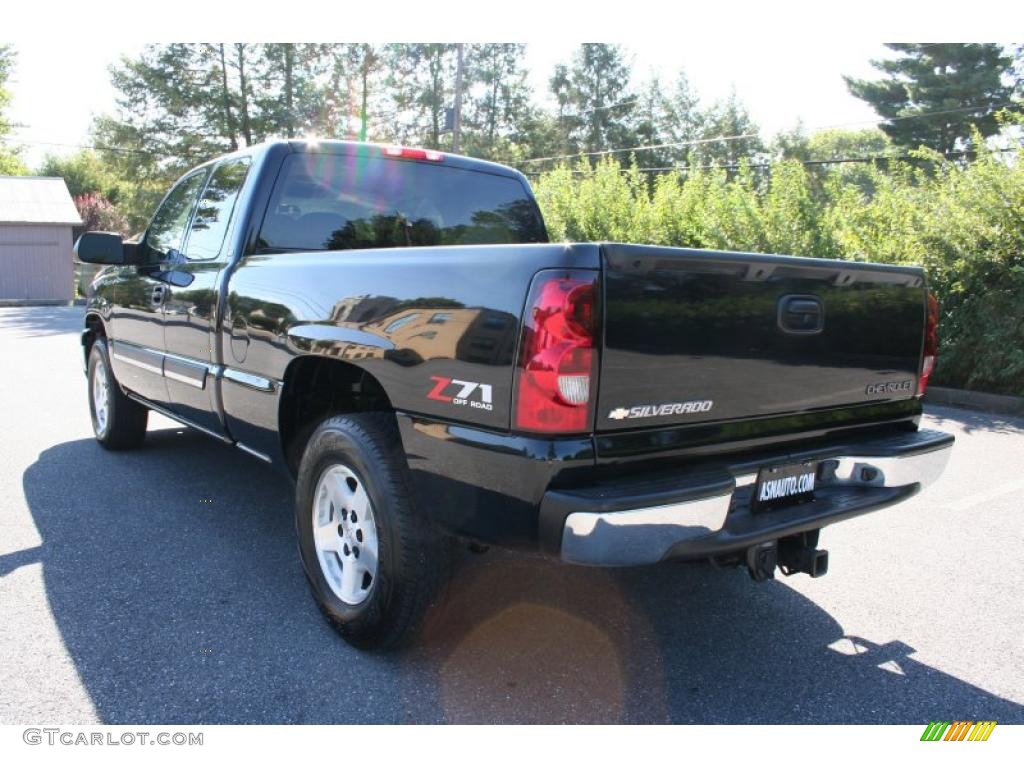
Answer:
[184,158,252,260]
[146,170,209,260]
[384,313,420,334]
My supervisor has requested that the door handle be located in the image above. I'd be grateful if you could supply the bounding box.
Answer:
[151,284,167,308]
[777,294,824,334]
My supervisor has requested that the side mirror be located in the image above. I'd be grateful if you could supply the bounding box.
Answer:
[74,231,127,265]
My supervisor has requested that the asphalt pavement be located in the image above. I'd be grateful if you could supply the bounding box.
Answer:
[0,306,1022,724]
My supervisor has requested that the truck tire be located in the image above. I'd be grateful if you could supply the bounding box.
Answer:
[87,338,148,450]
[295,413,448,650]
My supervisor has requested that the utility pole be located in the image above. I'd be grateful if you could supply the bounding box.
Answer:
[452,43,465,153]
[359,46,371,142]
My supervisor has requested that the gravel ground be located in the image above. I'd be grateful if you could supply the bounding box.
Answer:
[0,306,1021,724]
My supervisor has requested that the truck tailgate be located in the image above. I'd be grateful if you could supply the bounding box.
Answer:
[596,244,926,432]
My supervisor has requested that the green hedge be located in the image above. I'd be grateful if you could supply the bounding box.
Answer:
[532,146,1024,397]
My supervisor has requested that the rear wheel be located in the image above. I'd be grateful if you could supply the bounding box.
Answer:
[87,338,148,450]
[295,413,447,649]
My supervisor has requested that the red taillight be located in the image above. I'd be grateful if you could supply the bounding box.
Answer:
[381,146,444,161]
[917,291,939,397]
[513,270,599,433]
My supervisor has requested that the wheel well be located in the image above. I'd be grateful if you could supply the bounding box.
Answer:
[279,356,393,476]
[83,314,105,363]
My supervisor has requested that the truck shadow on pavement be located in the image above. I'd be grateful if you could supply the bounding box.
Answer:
[925,404,1024,436]
[0,306,84,338]
[18,429,1024,724]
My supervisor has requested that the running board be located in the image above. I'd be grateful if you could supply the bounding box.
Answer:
[125,392,274,464]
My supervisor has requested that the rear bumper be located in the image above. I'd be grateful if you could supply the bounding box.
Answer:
[542,428,953,566]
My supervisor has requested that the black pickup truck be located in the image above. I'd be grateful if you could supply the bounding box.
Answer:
[76,140,953,648]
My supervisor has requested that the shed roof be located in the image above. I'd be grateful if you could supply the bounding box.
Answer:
[0,176,82,225]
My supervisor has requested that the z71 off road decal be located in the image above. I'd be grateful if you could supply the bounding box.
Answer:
[427,376,494,411]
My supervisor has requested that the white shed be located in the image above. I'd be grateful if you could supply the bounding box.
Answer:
[0,176,82,304]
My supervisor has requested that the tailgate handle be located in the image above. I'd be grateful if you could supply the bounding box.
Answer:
[778,295,824,334]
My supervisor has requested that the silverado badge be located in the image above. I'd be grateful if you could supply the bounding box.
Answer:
[608,400,714,420]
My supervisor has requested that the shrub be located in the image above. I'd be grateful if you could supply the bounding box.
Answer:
[74,192,130,236]
[532,145,1024,396]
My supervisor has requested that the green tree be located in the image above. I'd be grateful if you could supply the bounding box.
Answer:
[773,126,894,168]
[228,43,258,147]
[92,43,339,225]
[293,44,385,140]
[806,127,892,160]
[255,44,328,139]
[845,43,1016,155]
[0,45,27,175]
[37,150,127,203]
[692,89,765,167]
[549,44,636,156]
[500,108,566,166]
[631,76,674,169]
[382,44,458,149]
[94,45,240,173]
[340,44,384,141]
[462,43,530,160]
[1013,44,1024,97]
[545,63,574,158]
[660,72,704,166]
[628,71,707,169]
[775,126,894,196]
[91,44,234,226]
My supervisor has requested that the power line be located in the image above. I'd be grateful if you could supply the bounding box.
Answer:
[4,100,1019,170]
[869,102,1021,124]
[521,146,1020,177]
[0,134,162,157]
[520,131,762,165]
[519,101,1024,166]
[567,97,640,117]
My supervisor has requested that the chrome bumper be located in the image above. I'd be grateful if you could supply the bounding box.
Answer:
[560,432,953,566]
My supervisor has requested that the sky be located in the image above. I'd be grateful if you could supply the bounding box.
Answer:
[4,39,891,168]
[3,0,1020,170]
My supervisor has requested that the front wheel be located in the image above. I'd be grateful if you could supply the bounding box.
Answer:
[87,338,148,450]
[295,413,448,650]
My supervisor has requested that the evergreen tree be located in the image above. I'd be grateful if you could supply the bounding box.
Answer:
[341,45,384,141]
[1010,44,1024,96]
[228,43,257,147]
[503,108,566,166]
[382,44,458,149]
[91,44,234,222]
[632,71,704,168]
[550,44,636,156]
[94,44,241,174]
[845,43,1016,155]
[662,72,704,165]
[547,62,576,157]
[255,44,328,139]
[463,43,530,159]
[692,89,765,167]
[631,76,673,168]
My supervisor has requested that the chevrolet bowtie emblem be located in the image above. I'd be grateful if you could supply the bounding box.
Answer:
[609,408,630,420]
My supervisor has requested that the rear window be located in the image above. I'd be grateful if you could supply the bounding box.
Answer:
[257,153,547,252]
